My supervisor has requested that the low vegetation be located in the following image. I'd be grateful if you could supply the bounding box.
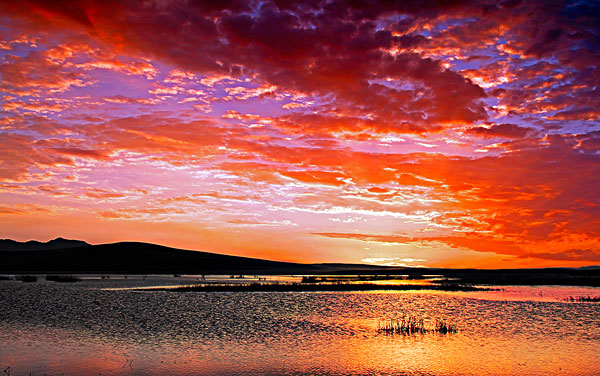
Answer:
[46,275,81,283]
[300,275,428,283]
[378,316,457,335]
[565,295,600,302]
[15,275,37,283]
[142,281,484,293]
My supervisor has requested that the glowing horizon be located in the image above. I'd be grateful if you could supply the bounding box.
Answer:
[1,0,599,268]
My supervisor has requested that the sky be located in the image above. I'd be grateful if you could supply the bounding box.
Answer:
[0,0,599,268]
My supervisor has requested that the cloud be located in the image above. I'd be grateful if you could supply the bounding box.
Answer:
[522,250,600,262]
[103,95,157,105]
[0,50,90,95]
[2,100,65,113]
[0,0,599,267]
[50,147,109,160]
[548,107,600,121]
[467,123,536,139]
[0,0,491,133]
[314,233,412,243]
[361,257,427,267]
[3,0,596,137]
[74,59,157,79]
[0,203,51,215]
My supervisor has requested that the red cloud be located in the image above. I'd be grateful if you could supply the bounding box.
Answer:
[0,49,89,95]
[51,148,109,160]
[467,123,535,139]
[1,0,490,133]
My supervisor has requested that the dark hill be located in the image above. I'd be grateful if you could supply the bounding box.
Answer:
[0,239,420,275]
[0,239,599,286]
[0,237,89,251]
[0,241,320,274]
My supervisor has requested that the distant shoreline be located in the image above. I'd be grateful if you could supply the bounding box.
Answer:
[3,272,600,286]
[131,282,487,293]
[1,240,599,287]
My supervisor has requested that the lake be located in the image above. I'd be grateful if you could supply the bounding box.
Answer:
[1,276,599,375]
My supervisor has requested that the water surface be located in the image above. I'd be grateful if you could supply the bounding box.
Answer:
[0,277,599,375]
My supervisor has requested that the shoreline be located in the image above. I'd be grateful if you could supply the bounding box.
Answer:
[132,282,488,293]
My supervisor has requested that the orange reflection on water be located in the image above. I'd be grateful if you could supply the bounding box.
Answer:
[317,333,600,376]
[347,279,436,286]
[2,283,599,376]
[457,285,600,303]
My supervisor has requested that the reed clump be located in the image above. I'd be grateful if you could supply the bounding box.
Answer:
[434,319,458,334]
[378,316,457,335]
[566,295,600,302]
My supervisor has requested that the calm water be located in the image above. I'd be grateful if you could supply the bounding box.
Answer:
[1,277,599,375]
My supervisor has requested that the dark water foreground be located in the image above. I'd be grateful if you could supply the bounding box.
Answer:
[0,278,599,376]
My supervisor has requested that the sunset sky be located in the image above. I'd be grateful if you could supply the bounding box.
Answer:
[0,0,599,268]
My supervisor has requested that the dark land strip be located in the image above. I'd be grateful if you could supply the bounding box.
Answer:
[1,240,599,287]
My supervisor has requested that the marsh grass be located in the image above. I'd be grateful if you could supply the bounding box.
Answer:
[15,275,37,283]
[565,295,600,302]
[378,316,457,335]
[434,319,458,334]
[146,281,483,293]
[46,275,80,283]
[301,275,404,283]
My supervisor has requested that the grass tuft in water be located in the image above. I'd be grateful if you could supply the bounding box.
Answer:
[378,316,457,335]
[434,319,458,334]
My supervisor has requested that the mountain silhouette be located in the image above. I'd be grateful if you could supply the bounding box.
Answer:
[0,239,598,286]
[0,240,391,274]
[0,237,89,252]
